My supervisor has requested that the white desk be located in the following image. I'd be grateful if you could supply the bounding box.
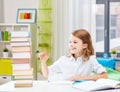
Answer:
[1,81,120,92]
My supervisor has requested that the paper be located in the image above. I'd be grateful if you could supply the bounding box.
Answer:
[72,78,120,91]
[48,81,73,85]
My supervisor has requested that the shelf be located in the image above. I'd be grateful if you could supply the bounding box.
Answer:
[38,32,51,35]
[0,41,10,43]
[38,8,52,10]
[37,21,52,23]
[0,57,12,59]
[38,43,51,47]
[115,58,120,61]
[0,24,33,76]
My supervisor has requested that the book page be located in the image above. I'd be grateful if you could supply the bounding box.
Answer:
[72,80,117,91]
[96,78,120,88]
[72,81,100,91]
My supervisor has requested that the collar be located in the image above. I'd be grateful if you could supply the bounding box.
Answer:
[69,56,82,62]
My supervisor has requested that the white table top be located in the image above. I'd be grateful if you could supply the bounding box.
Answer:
[0,81,120,92]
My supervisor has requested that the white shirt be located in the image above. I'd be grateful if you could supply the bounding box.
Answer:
[48,55,106,81]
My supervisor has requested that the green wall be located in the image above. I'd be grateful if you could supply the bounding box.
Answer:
[37,0,52,74]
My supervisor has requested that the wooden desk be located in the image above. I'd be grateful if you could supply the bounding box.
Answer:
[1,81,120,92]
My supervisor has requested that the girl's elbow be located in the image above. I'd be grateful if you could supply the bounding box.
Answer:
[105,74,108,79]
[102,72,108,79]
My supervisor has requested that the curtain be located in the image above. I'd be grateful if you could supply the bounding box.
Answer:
[52,0,96,61]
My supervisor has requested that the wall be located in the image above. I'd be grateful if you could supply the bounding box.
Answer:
[52,0,70,61]
[3,0,39,23]
[0,0,4,22]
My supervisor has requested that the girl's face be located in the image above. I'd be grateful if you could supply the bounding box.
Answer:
[69,35,87,56]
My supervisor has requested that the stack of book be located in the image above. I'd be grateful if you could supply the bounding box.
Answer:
[12,68,33,87]
[11,31,33,87]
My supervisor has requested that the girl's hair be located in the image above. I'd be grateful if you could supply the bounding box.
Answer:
[68,29,94,61]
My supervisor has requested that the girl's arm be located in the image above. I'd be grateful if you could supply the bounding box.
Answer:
[38,49,50,78]
[69,72,108,81]
[41,61,48,78]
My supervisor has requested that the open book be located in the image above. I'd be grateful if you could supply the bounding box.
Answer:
[72,78,120,91]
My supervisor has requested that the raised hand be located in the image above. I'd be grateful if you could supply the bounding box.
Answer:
[38,49,50,62]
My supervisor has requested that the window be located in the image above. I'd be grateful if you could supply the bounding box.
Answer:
[96,0,120,57]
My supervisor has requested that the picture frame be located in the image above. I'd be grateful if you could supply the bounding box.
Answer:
[16,8,37,24]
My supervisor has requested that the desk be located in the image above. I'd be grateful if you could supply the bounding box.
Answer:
[1,81,120,92]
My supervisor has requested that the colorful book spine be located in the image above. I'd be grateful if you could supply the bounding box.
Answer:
[12,52,31,58]
[11,31,29,37]
[12,46,31,52]
[3,31,9,41]
[0,30,3,41]
[12,59,30,64]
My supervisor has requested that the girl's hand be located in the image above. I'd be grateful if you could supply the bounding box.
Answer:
[38,49,50,62]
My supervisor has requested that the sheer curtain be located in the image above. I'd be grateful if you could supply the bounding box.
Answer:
[52,0,96,61]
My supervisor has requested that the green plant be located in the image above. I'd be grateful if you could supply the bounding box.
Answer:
[111,49,117,54]
[3,48,9,52]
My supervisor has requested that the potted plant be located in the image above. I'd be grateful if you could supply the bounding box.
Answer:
[3,48,9,58]
[111,49,117,58]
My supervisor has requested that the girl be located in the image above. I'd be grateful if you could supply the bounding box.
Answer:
[39,29,108,81]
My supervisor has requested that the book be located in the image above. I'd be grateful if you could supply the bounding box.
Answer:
[12,52,31,58]
[14,80,33,87]
[11,31,29,37]
[0,31,3,41]
[12,63,31,70]
[12,46,30,52]
[12,58,30,64]
[13,68,33,76]
[3,31,9,41]
[13,75,33,80]
[72,78,120,91]
[11,42,30,46]
[12,68,33,80]
[11,38,29,42]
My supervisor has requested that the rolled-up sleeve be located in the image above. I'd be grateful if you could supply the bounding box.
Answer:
[92,56,106,74]
[48,59,61,72]
[48,57,62,81]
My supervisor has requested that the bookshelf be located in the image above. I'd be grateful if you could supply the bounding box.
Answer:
[0,24,37,82]
[0,24,31,58]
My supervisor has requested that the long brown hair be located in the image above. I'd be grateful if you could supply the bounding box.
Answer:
[68,29,94,61]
